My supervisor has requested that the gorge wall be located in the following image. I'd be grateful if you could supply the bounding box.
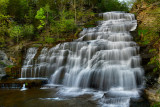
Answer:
[131,1,160,105]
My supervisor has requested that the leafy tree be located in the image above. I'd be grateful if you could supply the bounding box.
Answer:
[58,18,76,33]
[0,3,10,47]
[0,37,6,48]
[0,14,10,36]
[23,24,34,39]
[45,37,55,44]
[35,8,46,29]
[0,0,130,46]
[43,4,52,24]
[98,0,129,12]
[9,25,23,43]
[7,0,28,22]
[0,0,9,15]
[51,10,77,38]
[24,6,35,24]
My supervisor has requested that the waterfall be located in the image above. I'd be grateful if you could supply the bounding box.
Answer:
[21,12,144,106]
[21,47,38,78]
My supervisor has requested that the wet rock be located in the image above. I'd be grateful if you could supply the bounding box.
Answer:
[130,97,150,107]
[0,50,13,80]
[145,89,160,105]
[0,50,12,65]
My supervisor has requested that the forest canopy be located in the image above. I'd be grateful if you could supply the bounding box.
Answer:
[0,0,129,46]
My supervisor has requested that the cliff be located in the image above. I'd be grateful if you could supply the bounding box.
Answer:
[131,1,160,105]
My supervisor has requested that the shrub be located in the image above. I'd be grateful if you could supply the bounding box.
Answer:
[58,18,76,33]
[9,25,23,43]
[45,37,55,44]
[0,37,5,48]
[23,24,34,39]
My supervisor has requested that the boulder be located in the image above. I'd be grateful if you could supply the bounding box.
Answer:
[0,50,13,80]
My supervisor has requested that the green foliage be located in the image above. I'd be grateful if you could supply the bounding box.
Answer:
[51,10,77,37]
[77,10,95,25]
[152,102,160,107]
[35,8,46,20]
[0,37,6,48]
[6,65,15,69]
[144,0,159,4]
[0,0,130,46]
[137,28,158,45]
[84,16,102,28]
[9,25,23,43]
[58,18,76,33]
[7,0,28,22]
[43,4,52,22]
[45,37,55,44]
[24,6,36,23]
[149,49,157,53]
[43,4,51,13]
[0,14,10,36]
[148,57,159,72]
[98,0,129,12]
[35,8,46,29]
[0,14,10,48]
[23,24,34,39]
[0,0,9,15]
[141,40,150,45]
[148,50,160,72]
[138,29,148,36]
[51,19,76,37]
[56,38,65,41]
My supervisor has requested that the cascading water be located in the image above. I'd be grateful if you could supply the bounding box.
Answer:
[21,12,144,107]
[21,47,38,78]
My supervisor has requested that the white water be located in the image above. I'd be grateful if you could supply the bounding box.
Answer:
[21,12,144,106]
[21,84,27,91]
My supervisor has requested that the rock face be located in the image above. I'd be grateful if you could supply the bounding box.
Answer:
[0,50,13,80]
[145,89,160,105]
[131,1,160,105]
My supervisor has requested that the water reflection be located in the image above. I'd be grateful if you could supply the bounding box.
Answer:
[0,87,97,107]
